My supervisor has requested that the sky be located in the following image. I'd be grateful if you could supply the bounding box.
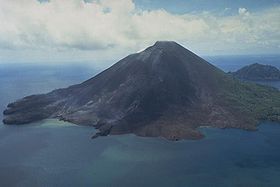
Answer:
[0,0,279,67]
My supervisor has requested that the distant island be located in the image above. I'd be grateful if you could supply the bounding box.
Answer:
[230,63,280,81]
[3,41,280,140]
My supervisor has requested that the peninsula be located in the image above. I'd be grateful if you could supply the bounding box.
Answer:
[230,63,280,81]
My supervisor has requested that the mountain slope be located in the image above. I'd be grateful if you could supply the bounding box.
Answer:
[3,41,280,140]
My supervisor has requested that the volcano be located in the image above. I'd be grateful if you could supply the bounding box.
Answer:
[3,41,280,140]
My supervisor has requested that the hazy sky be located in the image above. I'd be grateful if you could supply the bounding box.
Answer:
[0,0,279,66]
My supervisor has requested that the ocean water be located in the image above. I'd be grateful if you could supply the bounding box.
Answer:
[1,56,280,187]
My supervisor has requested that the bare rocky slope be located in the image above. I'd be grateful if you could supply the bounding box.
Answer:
[3,41,280,140]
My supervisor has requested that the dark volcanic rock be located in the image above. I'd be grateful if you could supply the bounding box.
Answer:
[230,63,280,81]
[3,41,280,140]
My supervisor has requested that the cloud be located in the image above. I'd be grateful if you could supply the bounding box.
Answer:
[0,0,279,65]
[238,7,250,16]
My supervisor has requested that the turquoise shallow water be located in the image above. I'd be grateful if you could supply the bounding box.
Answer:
[1,58,280,187]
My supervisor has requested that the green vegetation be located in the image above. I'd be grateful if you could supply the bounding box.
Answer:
[221,77,280,123]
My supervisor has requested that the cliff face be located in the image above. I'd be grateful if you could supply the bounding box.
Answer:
[230,63,280,81]
[3,42,280,140]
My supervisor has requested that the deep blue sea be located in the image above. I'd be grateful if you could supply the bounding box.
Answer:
[1,55,280,187]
